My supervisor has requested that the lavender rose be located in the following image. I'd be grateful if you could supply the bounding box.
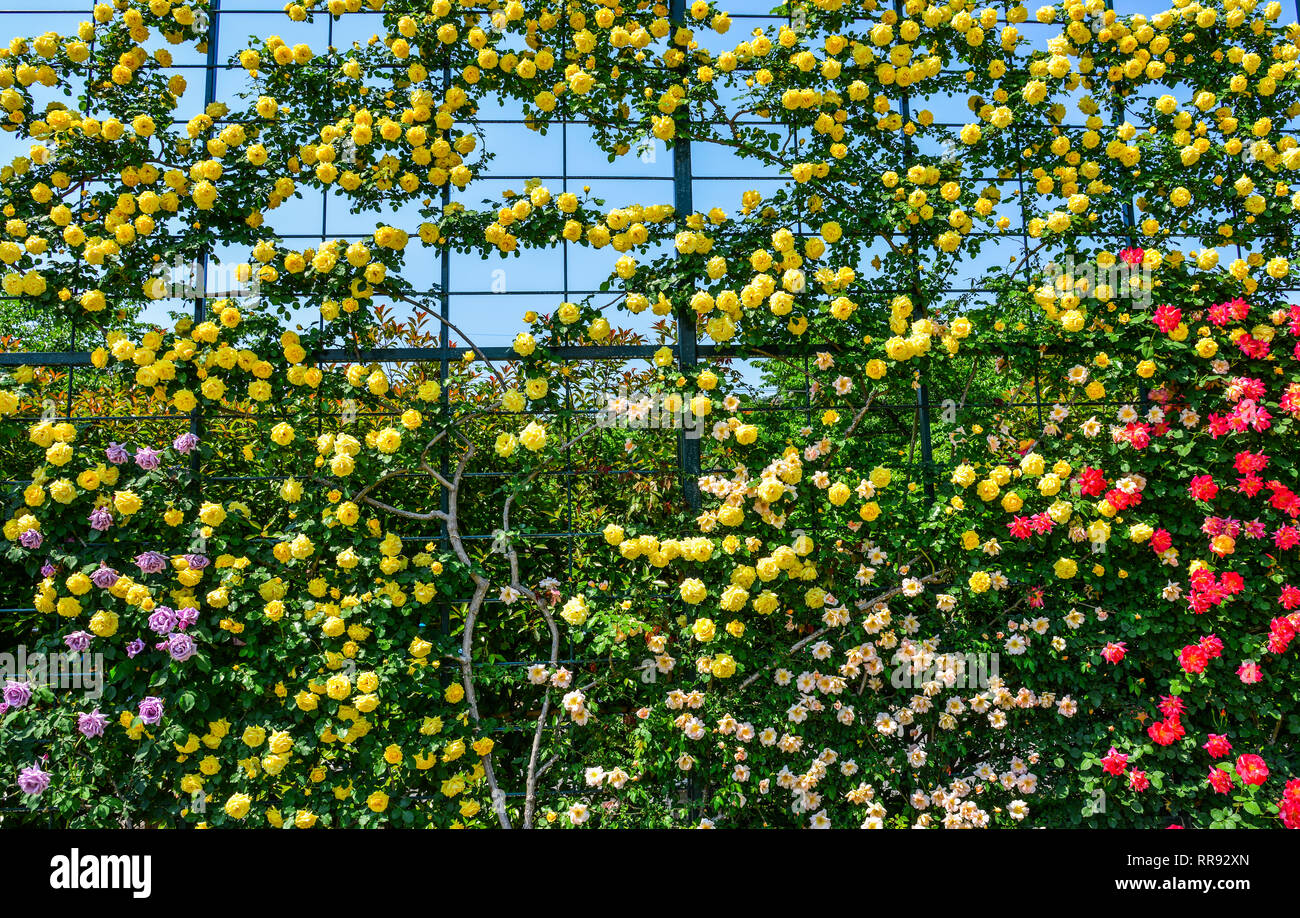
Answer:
[172,432,199,454]
[167,632,197,662]
[2,680,32,708]
[147,607,178,635]
[134,445,161,470]
[105,442,130,464]
[90,565,120,588]
[78,709,107,738]
[135,551,168,574]
[17,763,50,796]
[63,631,92,653]
[137,696,164,725]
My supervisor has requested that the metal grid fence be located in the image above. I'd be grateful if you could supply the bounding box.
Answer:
[2,0,1300,821]
[4,0,1300,657]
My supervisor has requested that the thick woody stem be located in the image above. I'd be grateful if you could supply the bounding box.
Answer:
[438,437,513,829]
[497,493,560,829]
[500,422,604,827]
[342,305,607,826]
[520,588,560,830]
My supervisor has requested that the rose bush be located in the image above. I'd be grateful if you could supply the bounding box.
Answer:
[0,0,1297,828]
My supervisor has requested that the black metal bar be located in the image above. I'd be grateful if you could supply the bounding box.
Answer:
[892,0,935,504]
[1103,0,1147,410]
[439,54,453,641]
[190,0,223,503]
[670,0,700,514]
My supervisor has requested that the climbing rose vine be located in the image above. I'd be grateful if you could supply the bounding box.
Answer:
[0,0,1297,829]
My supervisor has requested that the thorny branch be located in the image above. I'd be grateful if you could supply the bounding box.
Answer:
[736,561,950,693]
[338,296,616,827]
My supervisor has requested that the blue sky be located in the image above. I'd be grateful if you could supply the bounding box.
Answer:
[0,1,1293,372]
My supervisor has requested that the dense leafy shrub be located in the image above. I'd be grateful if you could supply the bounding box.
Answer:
[0,0,1297,828]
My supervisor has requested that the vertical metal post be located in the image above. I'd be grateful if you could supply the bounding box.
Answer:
[65,0,99,421]
[316,11,333,440]
[669,0,700,512]
[439,58,452,639]
[1103,1,1137,236]
[668,0,701,824]
[1009,78,1045,436]
[1103,0,1146,408]
[560,18,576,666]
[892,0,935,503]
[191,0,222,494]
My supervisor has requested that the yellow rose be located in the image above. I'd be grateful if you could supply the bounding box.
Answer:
[518,421,548,452]
[711,653,736,678]
[270,422,294,446]
[113,490,142,515]
[223,793,251,820]
[1019,453,1044,477]
[680,578,707,604]
[89,610,119,636]
[561,594,589,626]
[336,499,365,526]
[325,674,351,700]
[409,637,433,658]
[198,502,226,527]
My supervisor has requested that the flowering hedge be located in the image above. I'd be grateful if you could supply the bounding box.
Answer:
[0,0,1298,828]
